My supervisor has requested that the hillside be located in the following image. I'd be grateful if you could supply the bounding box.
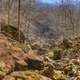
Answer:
[0,0,80,80]
[0,32,79,80]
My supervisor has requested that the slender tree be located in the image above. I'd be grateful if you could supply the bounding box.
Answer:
[18,0,21,42]
[8,0,10,25]
[26,0,32,45]
[0,0,3,32]
[7,0,11,34]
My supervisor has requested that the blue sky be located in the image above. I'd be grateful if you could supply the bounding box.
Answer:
[38,0,59,4]
[37,0,80,5]
[39,0,57,4]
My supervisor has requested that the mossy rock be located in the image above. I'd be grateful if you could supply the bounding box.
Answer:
[64,64,75,77]
[41,67,67,80]
[1,24,25,43]
[41,66,54,79]
[53,48,62,60]
[0,61,7,76]
[58,38,72,49]
[53,70,67,80]
[27,58,44,70]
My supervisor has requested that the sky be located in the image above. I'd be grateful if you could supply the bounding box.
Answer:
[37,0,80,5]
[38,0,59,4]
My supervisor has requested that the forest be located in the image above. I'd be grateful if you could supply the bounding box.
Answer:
[0,0,80,80]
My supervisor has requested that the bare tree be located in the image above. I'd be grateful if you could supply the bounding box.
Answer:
[8,0,10,25]
[61,0,75,36]
[7,0,11,34]
[18,0,21,42]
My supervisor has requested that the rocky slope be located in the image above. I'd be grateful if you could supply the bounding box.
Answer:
[0,33,80,80]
